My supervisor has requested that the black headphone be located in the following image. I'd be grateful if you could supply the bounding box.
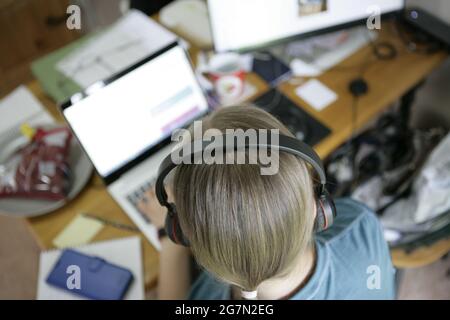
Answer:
[155,134,336,246]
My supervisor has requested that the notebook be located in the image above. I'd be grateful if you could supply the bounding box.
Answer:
[32,10,179,103]
[36,236,144,300]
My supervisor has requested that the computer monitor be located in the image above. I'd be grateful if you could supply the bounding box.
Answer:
[208,0,404,52]
[61,42,209,180]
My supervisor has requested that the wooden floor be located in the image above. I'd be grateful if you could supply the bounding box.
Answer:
[0,215,39,299]
[397,255,450,300]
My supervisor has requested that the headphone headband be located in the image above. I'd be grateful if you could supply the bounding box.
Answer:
[155,134,326,208]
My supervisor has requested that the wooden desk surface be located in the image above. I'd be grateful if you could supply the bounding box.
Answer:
[24,20,448,287]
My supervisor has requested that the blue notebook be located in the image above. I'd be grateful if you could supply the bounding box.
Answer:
[46,249,134,300]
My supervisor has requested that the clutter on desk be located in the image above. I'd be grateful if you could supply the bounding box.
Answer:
[207,53,246,104]
[198,52,255,107]
[269,26,377,77]
[325,110,449,246]
[0,126,73,201]
[32,10,178,103]
[37,237,144,300]
[0,87,68,202]
[0,126,93,217]
[0,87,93,217]
[53,214,104,249]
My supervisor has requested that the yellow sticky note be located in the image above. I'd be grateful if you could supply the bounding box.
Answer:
[20,123,36,140]
[53,214,104,248]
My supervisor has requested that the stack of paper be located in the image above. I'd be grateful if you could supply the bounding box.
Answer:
[288,26,378,77]
[0,86,54,136]
[56,10,178,88]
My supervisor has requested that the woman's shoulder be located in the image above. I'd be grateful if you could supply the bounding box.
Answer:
[305,198,395,300]
[316,197,382,244]
[315,198,393,286]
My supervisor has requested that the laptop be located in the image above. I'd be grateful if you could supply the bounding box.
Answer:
[61,42,210,250]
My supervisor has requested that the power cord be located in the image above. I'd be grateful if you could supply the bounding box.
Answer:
[342,28,392,190]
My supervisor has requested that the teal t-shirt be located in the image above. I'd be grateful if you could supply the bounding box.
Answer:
[188,198,396,300]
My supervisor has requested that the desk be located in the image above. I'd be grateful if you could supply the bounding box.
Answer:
[24,20,448,287]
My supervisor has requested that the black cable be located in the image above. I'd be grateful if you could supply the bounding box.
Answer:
[284,28,399,77]
[372,41,398,60]
[325,20,433,195]
[350,95,359,140]
[343,29,383,189]
[361,25,398,62]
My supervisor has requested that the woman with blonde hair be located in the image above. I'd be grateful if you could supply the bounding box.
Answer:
[139,106,395,300]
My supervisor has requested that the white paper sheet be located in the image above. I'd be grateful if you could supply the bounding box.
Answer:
[295,79,338,111]
[37,236,144,300]
[290,59,322,77]
[0,86,54,136]
[289,27,378,77]
[56,10,178,88]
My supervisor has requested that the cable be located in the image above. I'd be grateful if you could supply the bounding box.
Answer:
[362,26,398,61]
[283,28,400,79]
[222,25,403,111]
[372,41,398,60]
[342,29,381,189]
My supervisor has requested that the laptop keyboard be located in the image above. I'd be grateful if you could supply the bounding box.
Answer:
[126,177,156,223]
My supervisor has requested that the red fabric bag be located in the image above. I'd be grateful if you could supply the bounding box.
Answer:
[0,127,73,201]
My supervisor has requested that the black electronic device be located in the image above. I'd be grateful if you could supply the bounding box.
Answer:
[349,78,369,97]
[252,89,331,146]
[403,7,450,50]
[252,52,292,86]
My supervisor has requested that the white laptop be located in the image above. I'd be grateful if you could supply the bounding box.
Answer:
[61,42,209,250]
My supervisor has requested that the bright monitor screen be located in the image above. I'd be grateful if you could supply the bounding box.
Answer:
[63,44,208,178]
[208,0,404,52]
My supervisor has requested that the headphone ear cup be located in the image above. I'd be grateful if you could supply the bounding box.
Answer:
[314,190,336,233]
[165,207,190,246]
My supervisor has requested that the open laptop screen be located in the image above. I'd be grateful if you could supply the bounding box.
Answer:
[62,43,208,181]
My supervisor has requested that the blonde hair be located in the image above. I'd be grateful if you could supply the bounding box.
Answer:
[173,106,315,292]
